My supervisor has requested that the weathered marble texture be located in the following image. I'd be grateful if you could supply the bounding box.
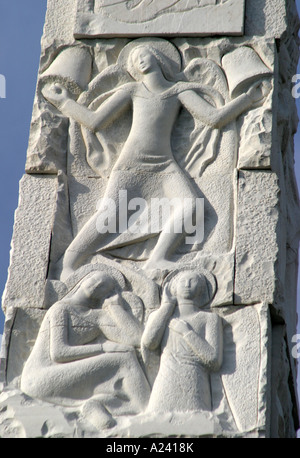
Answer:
[0,0,299,439]
[74,0,246,37]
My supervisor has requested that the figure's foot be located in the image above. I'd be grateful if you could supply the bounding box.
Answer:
[143,258,176,272]
[81,398,116,431]
[143,258,177,280]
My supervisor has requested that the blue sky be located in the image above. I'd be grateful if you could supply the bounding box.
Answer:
[0,0,300,425]
[0,1,48,330]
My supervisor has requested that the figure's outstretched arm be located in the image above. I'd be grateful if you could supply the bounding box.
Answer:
[42,82,132,132]
[178,81,267,129]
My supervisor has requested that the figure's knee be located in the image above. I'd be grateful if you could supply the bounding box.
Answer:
[21,372,46,400]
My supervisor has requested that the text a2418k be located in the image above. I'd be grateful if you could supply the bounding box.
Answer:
[105,442,194,454]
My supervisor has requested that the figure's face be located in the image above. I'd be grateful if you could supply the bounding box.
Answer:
[131,47,158,74]
[81,273,113,301]
[176,272,201,300]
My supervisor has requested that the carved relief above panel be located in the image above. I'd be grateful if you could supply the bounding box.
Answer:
[74,0,246,37]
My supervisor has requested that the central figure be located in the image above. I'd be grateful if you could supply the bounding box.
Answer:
[43,42,264,281]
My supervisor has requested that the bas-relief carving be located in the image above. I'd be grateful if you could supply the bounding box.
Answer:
[21,270,151,430]
[17,37,275,436]
[96,0,233,24]
[142,270,222,413]
[25,46,93,174]
[20,268,270,436]
[41,39,272,281]
[74,0,246,37]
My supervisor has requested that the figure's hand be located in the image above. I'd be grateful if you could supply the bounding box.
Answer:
[169,318,190,335]
[42,82,70,109]
[247,80,271,106]
[160,284,176,318]
[103,293,122,310]
[161,283,176,305]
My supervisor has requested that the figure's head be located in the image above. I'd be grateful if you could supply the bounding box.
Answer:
[78,271,117,304]
[127,44,174,81]
[129,46,160,75]
[163,268,216,309]
[176,272,205,300]
[167,271,210,308]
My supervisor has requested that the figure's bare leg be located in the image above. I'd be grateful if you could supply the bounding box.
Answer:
[60,193,123,281]
[60,212,103,281]
[61,214,98,281]
[143,205,190,272]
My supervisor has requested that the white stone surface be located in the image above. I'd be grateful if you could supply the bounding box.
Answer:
[5,308,46,387]
[74,0,246,38]
[0,389,75,438]
[1,0,299,439]
[217,303,271,433]
[2,175,58,313]
[234,171,280,305]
